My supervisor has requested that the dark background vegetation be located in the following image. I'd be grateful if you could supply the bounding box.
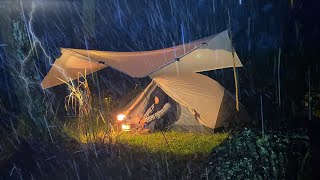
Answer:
[0,0,319,179]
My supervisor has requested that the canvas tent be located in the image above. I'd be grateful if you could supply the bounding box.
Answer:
[122,73,248,132]
[41,30,247,131]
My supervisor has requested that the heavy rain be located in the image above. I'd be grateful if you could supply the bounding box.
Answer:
[0,0,318,179]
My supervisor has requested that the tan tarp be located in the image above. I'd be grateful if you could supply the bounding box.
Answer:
[41,30,242,89]
[150,30,242,77]
[154,73,225,128]
[41,49,107,89]
[62,35,212,77]
[41,35,211,89]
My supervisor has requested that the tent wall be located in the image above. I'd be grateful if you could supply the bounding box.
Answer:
[154,73,225,129]
[122,81,209,132]
[123,81,157,119]
[170,105,212,133]
[215,90,250,128]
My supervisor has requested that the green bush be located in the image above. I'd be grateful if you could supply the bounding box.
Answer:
[191,129,310,180]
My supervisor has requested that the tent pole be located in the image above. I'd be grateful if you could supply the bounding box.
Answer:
[228,10,239,112]
[229,29,240,112]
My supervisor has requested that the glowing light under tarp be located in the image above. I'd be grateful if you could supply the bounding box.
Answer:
[117,114,126,121]
[122,124,131,131]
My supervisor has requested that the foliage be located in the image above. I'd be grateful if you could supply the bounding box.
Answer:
[190,129,310,180]
[62,82,145,144]
[6,17,53,134]
[303,86,320,118]
[60,71,92,117]
[63,110,116,144]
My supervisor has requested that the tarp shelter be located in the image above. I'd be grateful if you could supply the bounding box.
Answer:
[42,30,247,131]
[41,30,242,89]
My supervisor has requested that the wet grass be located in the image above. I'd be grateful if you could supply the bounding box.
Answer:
[0,117,228,179]
[116,131,228,155]
[63,118,228,156]
[61,121,228,179]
